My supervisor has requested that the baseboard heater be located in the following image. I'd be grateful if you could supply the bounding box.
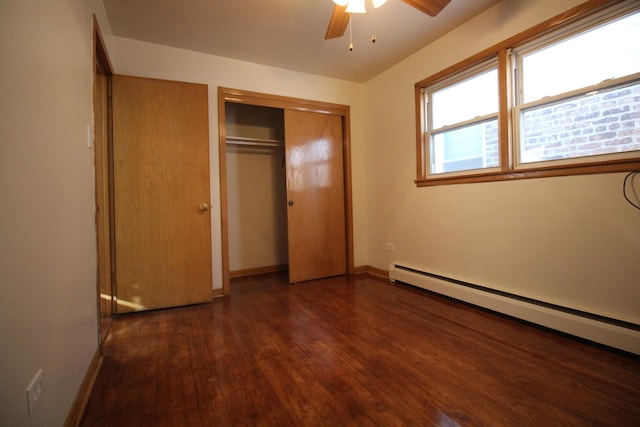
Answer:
[389,263,640,355]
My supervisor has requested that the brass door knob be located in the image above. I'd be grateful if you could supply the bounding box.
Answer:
[199,202,209,213]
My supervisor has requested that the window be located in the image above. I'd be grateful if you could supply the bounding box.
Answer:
[515,9,640,167]
[415,0,640,186]
[427,62,500,175]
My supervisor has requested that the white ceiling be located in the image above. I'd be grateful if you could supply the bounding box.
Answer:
[103,0,501,83]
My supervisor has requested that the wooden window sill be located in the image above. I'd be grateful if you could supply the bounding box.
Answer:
[416,159,640,187]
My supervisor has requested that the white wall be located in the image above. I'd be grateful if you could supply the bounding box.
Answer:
[0,0,113,425]
[364,0,640,325]
[111,37,367,290]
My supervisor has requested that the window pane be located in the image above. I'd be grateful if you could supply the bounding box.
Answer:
[520,81,640,164]
[522,11,640,103]
[432,69,498,128]
[431,119,499,173]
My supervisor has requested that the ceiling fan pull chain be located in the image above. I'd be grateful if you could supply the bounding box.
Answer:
[371,2,377,43]
[349,13,354,51]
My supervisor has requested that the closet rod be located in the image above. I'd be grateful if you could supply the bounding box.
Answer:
[226,136,284,148]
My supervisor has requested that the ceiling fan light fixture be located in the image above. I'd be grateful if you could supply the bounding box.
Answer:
[345,0,366,14]
[325,0,452,41]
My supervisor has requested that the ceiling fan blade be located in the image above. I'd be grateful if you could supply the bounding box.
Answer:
[401,0,451,17]
[325,4,350,40]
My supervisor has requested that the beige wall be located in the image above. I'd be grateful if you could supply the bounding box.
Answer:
[364,0,640,325]
[226,148,289,271]
[111,37,367,290]
[0,0,113,425]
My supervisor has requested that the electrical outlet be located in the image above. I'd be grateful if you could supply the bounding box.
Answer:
[26,369,43,416]
[385,243,395,252]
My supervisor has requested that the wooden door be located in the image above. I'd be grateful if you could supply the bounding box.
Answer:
[113,75,212,313]
[285,110,347,283]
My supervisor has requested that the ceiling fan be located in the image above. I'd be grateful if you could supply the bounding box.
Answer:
[325,0,451,40]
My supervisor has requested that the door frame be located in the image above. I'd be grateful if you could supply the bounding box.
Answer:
[217,87,354,295]
[93,16,115,345]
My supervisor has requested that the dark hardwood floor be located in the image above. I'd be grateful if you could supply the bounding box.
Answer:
[81,273,640,426]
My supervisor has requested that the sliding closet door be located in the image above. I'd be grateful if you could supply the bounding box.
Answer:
[285,110,347,283]
[113,75,212,313]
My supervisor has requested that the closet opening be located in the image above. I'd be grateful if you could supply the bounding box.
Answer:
[225,103,289,280]
[218,87,354,295]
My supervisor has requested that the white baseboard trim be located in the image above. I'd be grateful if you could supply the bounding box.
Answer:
[389,263,640,355]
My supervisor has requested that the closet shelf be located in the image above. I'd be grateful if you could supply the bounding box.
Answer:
[226,136,284,148]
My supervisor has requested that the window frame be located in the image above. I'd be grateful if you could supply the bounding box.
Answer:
[414,0,640,187]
